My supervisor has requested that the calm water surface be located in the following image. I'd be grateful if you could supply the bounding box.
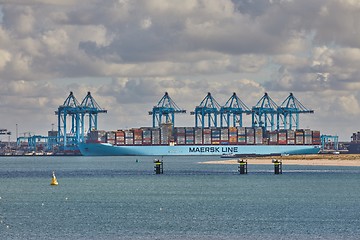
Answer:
[0,156,360,239]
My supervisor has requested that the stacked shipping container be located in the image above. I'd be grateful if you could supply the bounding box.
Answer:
[295,130,304,145]
[95,127,321,147]
[151,128,160,145]
[246,128,254,144]
[287,130,295,145]
[229,127,237,144]
[176,127,185,145]
[269,131,278,145]
[255,127,263,145]
[312,131,321,145]
[211,128,220,144]
[304,129,312,145]
[237,127,246,144]
[278,130,287,145]
[203,128,211,144]
[185,127,194,145]
[124,130,133,145]
[106,131,116,145]
[142,128,152,145]
[160,125,171,145]
[88,130,106,143]
[116,131,124,145]
[195,128,203,145]
[133,129,143,145]
[221,128,229,144]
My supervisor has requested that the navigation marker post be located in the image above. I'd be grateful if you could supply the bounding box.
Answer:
[154,159,164,174]
[238,159,248,174]
[272,159,283,174]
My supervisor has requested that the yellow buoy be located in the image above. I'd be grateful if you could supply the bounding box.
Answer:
[50,171,58,186]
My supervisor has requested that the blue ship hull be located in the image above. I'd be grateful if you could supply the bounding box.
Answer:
[79,143,321,156]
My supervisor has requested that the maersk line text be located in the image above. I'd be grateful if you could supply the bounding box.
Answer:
[188,147,238,153]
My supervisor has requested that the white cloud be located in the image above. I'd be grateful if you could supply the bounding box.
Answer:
[2,5,35,35]
[1,0,360,140]
[41,29,69,55]
[140,18,152,30]
[336,94,360,115]
[312,46,334,68]
[0,48,11,69]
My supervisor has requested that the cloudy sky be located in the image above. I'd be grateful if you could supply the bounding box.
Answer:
[1,0,360,141]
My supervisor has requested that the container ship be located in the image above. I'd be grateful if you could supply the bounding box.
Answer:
[344,131,360,153]
[79,125,321,156]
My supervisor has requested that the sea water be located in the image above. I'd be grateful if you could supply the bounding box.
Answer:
[0,156,360,240]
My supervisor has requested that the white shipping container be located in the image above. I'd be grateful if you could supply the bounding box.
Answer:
[304,129,312,136]
[125,139,133,145]
[296,137,304,145]
[152,130,160,139]
[177,136,185,144]
[221,135,229,141]
[152,138,160,145]
[195,137,202,144]
[255,128,263,139]
[124,130,133,138]
[255,137,263,144]
[246,128,255,136]
[287,139,295,144]
[304,136,312,144]
[246,136,255,144]
[287,130,295,139]
[203,135,211,144]
[107,132,116,139]
[237,127,246,135]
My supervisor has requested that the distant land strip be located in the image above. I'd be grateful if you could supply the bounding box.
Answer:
[200,154,360,166]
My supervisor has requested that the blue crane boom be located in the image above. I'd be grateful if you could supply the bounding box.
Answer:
[251,92,279,131]
[148,92,186,128]
[80,92,107,138]
[55,91,80,149]
[55,91,107,151]
[191,92,221,128]
[277,93,314,130]
[220,92,251,127]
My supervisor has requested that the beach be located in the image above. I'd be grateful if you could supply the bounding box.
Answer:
[200,154,360,166]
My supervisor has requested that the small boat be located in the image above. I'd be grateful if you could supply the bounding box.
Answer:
[50,171,58,186]
[25,151,35,156]
[221,153,236,158]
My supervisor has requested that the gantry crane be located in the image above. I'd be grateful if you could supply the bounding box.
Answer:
[56,91,80,149]
[56,92,107,150]
[252,92,279,131]
[277,93,314,130]
[80,91,107,140]
[220,92,251,127]
[149,92,186,128]
[191,92,221,128]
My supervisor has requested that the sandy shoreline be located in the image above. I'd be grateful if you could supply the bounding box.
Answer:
[200,154,360,166]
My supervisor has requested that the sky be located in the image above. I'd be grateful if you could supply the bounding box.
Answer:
[1,0,360,141]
